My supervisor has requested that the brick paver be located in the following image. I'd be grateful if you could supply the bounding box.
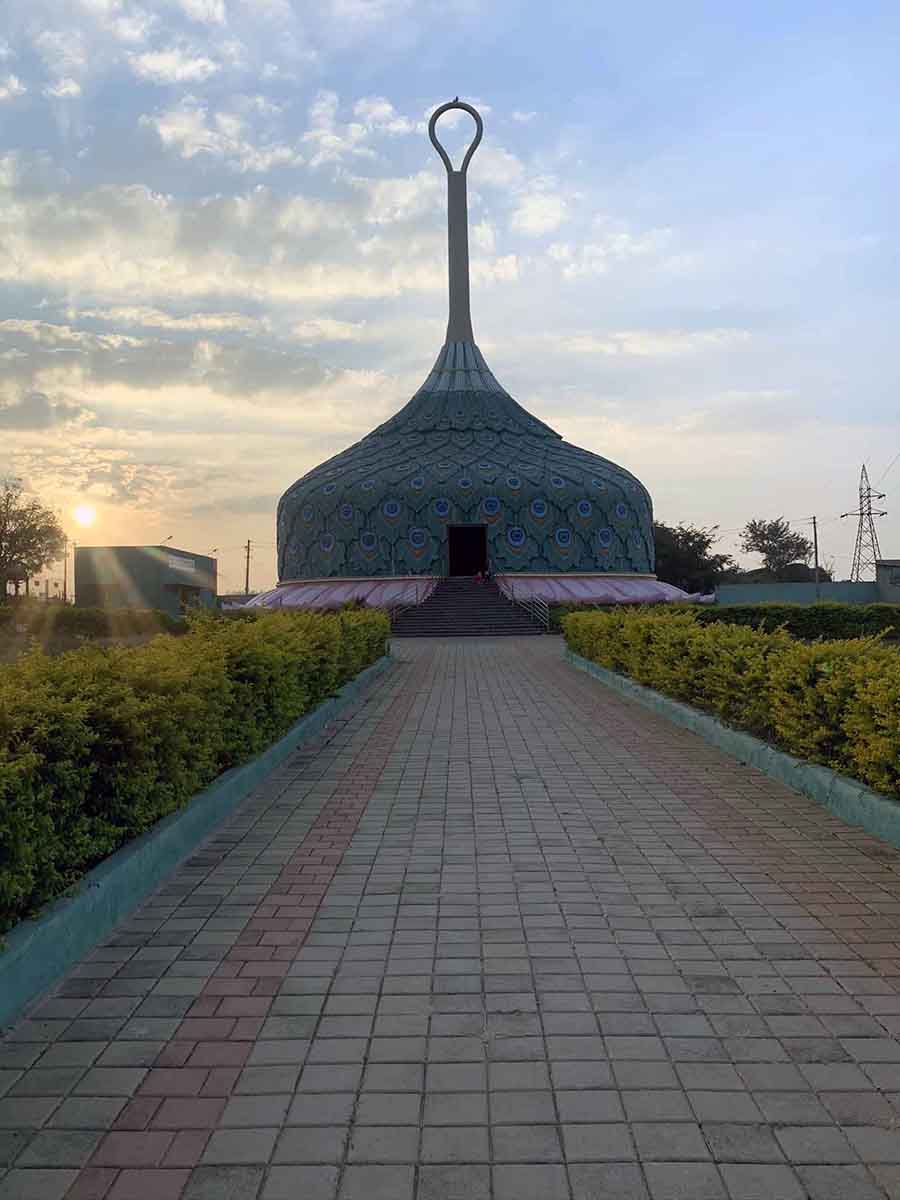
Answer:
[3,637,900,1199]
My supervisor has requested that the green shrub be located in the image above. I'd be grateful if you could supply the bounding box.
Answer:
[695,602,899,641]
[563,608,900,799]
[0,608,388,934]
[0,603,184,640]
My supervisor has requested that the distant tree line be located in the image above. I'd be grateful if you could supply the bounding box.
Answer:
[654,516,824,594]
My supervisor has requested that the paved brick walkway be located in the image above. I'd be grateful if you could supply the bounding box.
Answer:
[3,638,900,1200]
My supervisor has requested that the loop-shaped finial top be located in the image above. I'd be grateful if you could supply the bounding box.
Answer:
[428,99,483,175]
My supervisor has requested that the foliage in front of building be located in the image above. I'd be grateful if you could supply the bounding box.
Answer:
[0,608,389,935]
[563,608,900,800]
[0,602,184,641]
[550,600,899,639]
[694,603,899,640]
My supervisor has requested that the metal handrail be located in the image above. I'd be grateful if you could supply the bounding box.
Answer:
[388,577,439,628]
[504,578,550,632]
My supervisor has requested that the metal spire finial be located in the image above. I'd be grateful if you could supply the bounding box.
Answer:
[429,99,483,344]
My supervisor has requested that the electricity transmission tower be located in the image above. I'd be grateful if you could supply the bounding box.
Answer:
[841,464,886,581]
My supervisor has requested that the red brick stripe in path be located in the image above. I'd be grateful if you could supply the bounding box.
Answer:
[66,654,426,1200]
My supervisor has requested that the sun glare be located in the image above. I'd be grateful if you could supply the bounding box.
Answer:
[73,504,96,527]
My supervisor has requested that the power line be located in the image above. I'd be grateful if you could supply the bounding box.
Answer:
[876,451,900,487]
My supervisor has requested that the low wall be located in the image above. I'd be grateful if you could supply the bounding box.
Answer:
[715,581,879,606]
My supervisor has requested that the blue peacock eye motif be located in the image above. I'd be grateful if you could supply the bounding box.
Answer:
[361,479,376,491]
[339,503,354,521]
[383,499,401,519]
[323,482,337,495]
[409,476,425,490]
[507,475,521,490]
[482,497,501,516]
[615,501,628,519]
[550,475,566,489]
[457,477,473,490]
[577,499,592,518]
[591,478,608,491]
[409,527,427,549]
[301,505,315,523]
[507,526,526,548]
[434,498,451,518]
[555,527,573,548]
[530,498,548,518]
[598,527,613,548]
[320,533,335,552]
[360,532,378,551]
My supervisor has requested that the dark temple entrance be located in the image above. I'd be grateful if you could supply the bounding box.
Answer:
[448,524,487,576]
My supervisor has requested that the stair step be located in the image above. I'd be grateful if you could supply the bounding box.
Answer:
[391,578,545,639]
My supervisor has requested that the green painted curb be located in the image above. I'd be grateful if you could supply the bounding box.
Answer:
[565,649,900,848]
[0,652,394,1032]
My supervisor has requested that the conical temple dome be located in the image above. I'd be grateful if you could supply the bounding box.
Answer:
[274,100,655,590]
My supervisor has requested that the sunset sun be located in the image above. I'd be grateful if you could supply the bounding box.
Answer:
[73,504,96,527]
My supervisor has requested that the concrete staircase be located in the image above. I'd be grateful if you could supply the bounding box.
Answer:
[391,576,545,638]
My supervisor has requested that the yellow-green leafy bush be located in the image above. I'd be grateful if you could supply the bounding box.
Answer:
[563,608,900,797]
[0,608,388,933]
[0,603,184,640]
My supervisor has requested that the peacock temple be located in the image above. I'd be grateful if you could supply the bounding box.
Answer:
[250,100,690,612]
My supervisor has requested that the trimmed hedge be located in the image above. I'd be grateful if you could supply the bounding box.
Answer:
[0,603,184,640]
[563,608,900,800]
[0,608,388,934]
[551,601,900,640]
[696,602,899,641]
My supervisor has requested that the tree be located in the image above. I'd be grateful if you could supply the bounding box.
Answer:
[653,522,734,594]
[0,480,66,598]
[740,517,813,581]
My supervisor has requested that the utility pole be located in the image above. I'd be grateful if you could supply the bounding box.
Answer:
[244,540,252,595]
[62,536,68,604]
[841,464,887,581]
[811,515,820,601]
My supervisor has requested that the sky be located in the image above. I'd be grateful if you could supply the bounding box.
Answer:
[2,0,899,593]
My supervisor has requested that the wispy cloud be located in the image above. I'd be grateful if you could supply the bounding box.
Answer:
[129,46,220,83]
[511,190,567,236]
[554,329,752,356]
[142,96,302,172]
[43,78,81,98]
[0,74,26,100]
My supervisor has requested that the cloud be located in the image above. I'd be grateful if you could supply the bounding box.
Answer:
[358,168,441,224]
[511,191,567,236]
[466,143,523,187]
[0,74,25,100]
[353,95,414,134]
[35,30,87,78]
[0,317,333,398]
[302,89,371,166]
[43,78,82,99]
[73,305,270,332]
[555,329,752,357]
[512,110,536,123]
[292,318,368,342]
[178,0,227,24]
[129,46,220,83]
[142,96,301,172]
[0,149,526,312]
[0,390,89,429]
[548,226,672,277]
